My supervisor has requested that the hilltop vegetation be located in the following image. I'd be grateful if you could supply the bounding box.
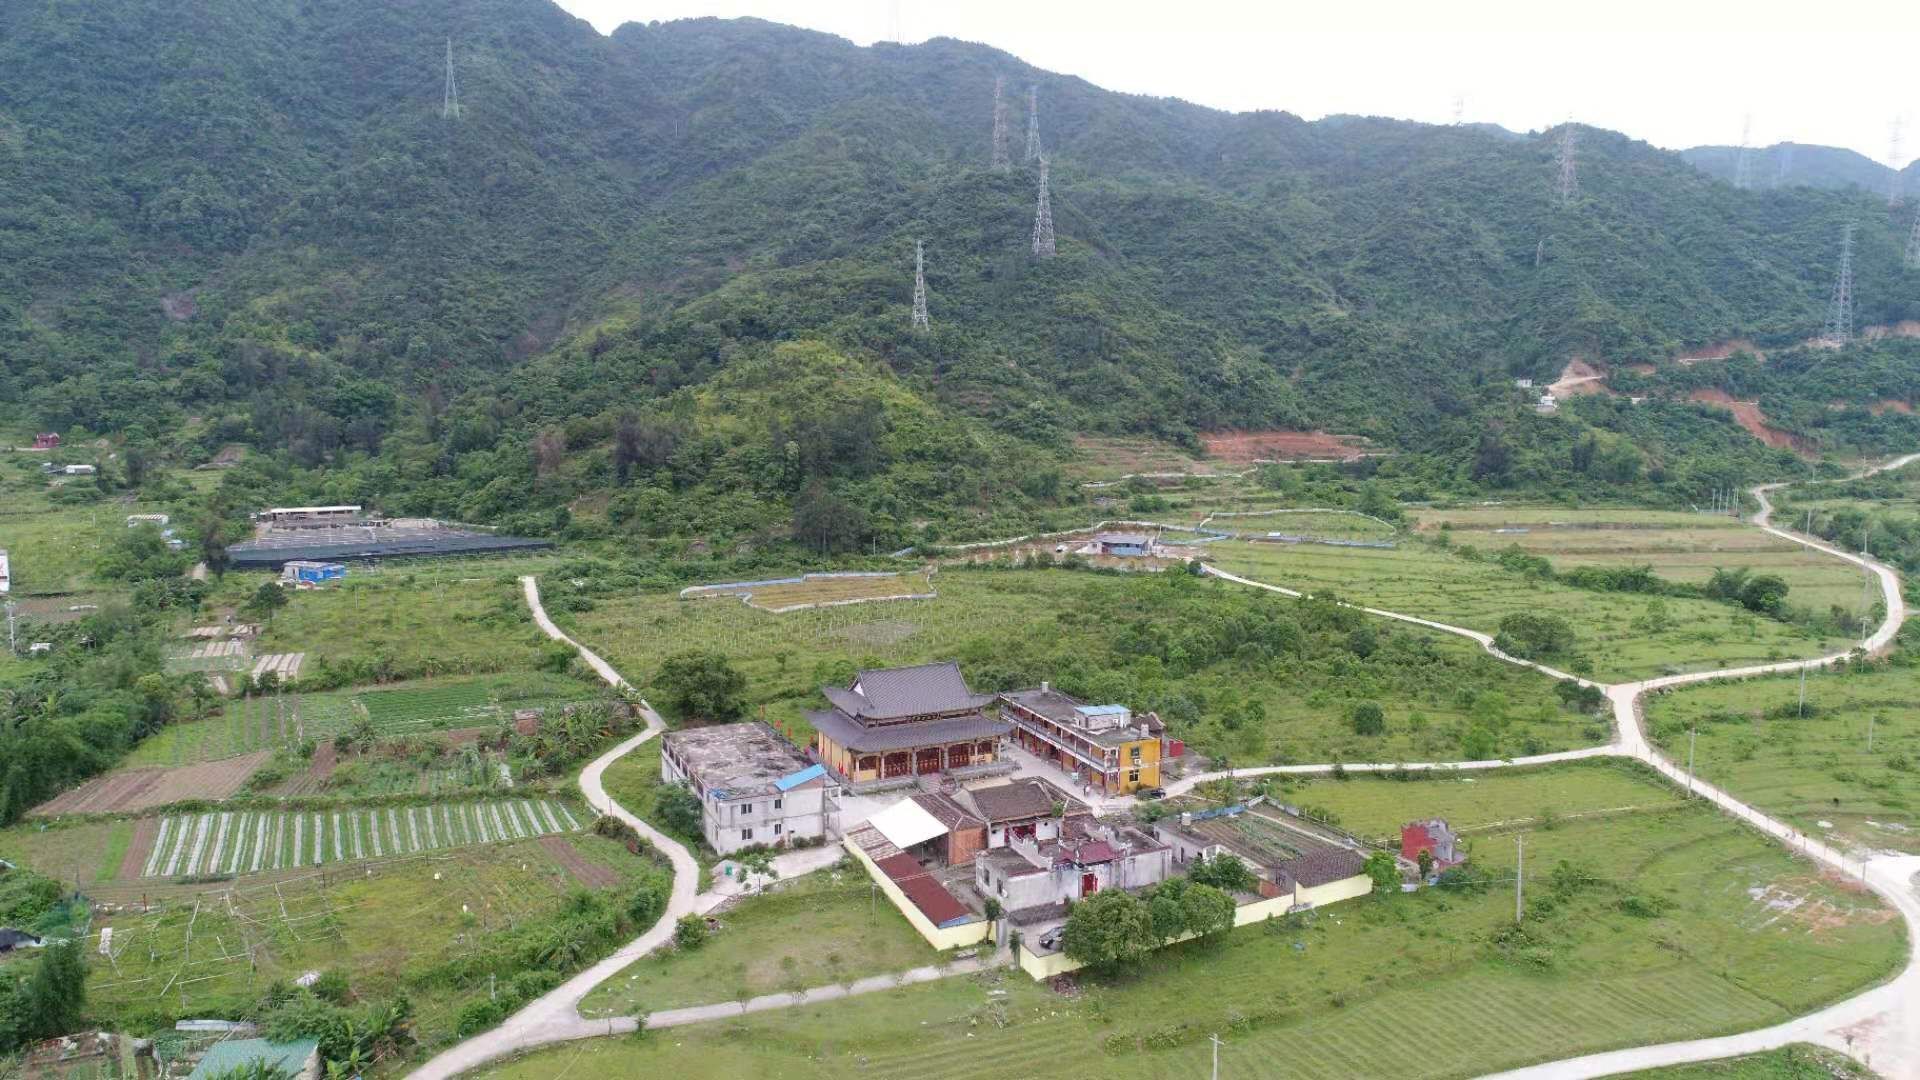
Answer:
[4,0,1920,551]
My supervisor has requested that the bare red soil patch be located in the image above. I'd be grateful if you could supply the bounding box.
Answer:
[539,834,618,889]
[1201,430,1376,463]
[1674,338,1765,365]
[1863,320,1920,342]
[1688,389,1812,452]
[1548,359,1614,398]
[32,751,269,817]
[1868,399,1915,416]
[117,817,161,880]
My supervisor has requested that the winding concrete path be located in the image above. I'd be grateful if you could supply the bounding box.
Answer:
[409,578,701,1080]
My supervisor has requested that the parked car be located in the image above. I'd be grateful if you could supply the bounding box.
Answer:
[1053,543,1068,553]
[1039,926,1066,951]
[1137,787,1167,800]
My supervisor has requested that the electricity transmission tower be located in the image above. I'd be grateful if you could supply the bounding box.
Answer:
[911,239,929,331]
[991,76,1010,171]
[1025,85,1042,163]
[1032,157,1056,257]
[1452,94,1465,126]
[1555,122,1578,206]
[1905,210,1920,270]
[1734,115,1754,191]
[1823,222,1856,347]
[1890,118,1907,206]
[1774,144,1794,188]
[441,38,461,120]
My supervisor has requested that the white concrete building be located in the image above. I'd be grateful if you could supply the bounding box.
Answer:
[660,722,835,855]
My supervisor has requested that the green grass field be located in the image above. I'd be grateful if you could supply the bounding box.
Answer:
[200,565,562,685]
[1644,661,1920,853]
[1207,539,1851,682]
[1413,507,1869,615]
[556,568,1593,767]
[1618,1045,1872,1079]
[478,764,1904,1080]
[597,739,718,863]
[578,863,938,1018]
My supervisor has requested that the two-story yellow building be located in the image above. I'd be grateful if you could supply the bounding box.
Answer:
[997,685,1163,795]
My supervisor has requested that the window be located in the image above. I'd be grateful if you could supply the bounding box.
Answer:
[1128,769,1141,784]
[773,823,783,836]
[741,828,754,841]
[1130,745,1142,763]
[739,803,754,815]
[773,798,783,810]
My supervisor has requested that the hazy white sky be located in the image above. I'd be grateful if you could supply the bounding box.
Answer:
[551,0,1920,164]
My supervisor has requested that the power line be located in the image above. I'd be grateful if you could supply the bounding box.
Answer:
[990,75,1010,171]
[1024,84,1042,163]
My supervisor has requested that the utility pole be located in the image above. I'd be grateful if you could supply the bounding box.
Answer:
[1823,222,1856,347]
[1024,84,1042,163]
[441,38,461,120]
[1210,1032,1223,1080]
[1868,713,1876,753]
[1032,156,1056,257]
[1514,835,1525,921]
[1798,666,1807,719]
[1555,121,1578,207]
[1687,726,1696,795]
[910,239,929,331]
[990,75,1010,171]
[4,600,14,654]
[1734,114,1755,191]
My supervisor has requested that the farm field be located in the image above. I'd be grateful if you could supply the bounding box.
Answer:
[578,861,937,1018]
[123,799,583,881]
[480,766,1903,1080]
[1644,661,1920,853]
[200,564,566,686]
[119,673,597,768]
[72,833,665,1054]
[556,567,1593,768]
[685,569,937,612]
[1196,508,1399,539]
[0,462,210,596]
[30,753,270,817]
[1206,538,1851,682]
[1412,507,1869,617]
[1779,458,1920,519]
[1211,760,1688,845]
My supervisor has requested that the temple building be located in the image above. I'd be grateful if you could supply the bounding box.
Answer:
[808,662,1010,783]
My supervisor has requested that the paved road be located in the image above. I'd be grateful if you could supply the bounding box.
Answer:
[408,578,702,1080]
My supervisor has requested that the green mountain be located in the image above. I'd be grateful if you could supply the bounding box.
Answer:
[1682,141,1920,200]
[3,1,1918,547]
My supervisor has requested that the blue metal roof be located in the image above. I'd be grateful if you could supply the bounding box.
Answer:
[773,764,827,791]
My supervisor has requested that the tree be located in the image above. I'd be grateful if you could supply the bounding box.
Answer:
[207,1063,293,1080]
[651,650,747,721]
[1188,853,1256,893]
[22,940,86,1040]
[1737,574,1790,616]
[1061,889,1155,969]
[1417,849,1435,879]
[1493,612,1576,660]
[199,518,231,577]
[1180,882,1236,939]
[1350,701,1386,736]
[674,914,709,950]
[791,480,866,554]
[243,580,289,625]
[655,783,704,838]
[1363,851,1400,892]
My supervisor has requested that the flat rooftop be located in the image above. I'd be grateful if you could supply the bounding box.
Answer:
[1000,688,1152,749]
[663,722,819,799]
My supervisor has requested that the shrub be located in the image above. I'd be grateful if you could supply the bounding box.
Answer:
[1350,702,1385,736]
[673,914,709,950]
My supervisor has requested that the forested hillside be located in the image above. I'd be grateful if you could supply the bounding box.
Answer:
[3,0,1919,549]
